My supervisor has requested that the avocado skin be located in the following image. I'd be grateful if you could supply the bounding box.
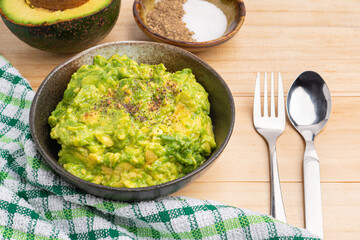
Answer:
[0,0,121,53]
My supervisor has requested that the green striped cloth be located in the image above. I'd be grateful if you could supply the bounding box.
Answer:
[0,55,320,240]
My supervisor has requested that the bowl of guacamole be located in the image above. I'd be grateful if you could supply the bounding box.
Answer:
[30,41,235,201]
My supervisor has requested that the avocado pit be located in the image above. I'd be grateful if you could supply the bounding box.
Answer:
[26,0,90,11]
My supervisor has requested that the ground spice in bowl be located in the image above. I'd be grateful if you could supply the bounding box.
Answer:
[146,0,228,43]
[146,0,195,42]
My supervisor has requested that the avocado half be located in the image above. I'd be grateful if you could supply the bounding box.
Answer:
[0,0,121,53]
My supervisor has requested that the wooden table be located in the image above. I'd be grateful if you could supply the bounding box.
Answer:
[1,0,359,238]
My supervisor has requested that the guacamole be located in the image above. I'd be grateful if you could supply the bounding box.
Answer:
[49,55,216,188]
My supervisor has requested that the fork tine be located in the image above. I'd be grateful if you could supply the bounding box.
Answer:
[263,72,268,117]
[254,72,261,118]
[270,72,275,117]
[277,73,285,119]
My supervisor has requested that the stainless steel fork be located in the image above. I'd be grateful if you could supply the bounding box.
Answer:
[253,72,287,223]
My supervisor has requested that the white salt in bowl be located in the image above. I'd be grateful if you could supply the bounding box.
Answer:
[133,0,246,52]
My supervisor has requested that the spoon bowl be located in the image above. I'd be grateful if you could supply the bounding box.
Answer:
[287,71,331,137]
[286,71,331,239]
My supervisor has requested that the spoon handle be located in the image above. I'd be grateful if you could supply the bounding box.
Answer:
[304,141,323,239]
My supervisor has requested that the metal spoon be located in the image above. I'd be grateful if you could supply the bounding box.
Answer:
[286,71,331,239]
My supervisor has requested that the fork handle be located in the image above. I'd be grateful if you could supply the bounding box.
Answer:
[268,141,287,223]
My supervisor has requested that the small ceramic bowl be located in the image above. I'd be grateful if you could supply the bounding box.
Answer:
[133,0,246,52]
[30,41,235,201]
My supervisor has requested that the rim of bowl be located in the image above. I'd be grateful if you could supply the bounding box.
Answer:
[132,0,246,48]
[30,41,235,193]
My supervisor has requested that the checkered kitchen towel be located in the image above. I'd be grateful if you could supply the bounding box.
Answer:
[0,55,320,240]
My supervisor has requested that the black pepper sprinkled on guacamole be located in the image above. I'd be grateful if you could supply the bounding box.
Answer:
[48,55,216,188]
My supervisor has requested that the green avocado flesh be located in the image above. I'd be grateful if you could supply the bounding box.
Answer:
[0,0,111,24]
[49,55,216,188]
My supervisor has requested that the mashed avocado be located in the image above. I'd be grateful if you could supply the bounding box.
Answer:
[49,55,216,188]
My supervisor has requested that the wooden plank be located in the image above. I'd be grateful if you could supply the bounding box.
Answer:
[173,182,360,239]
[196,25,360,96]
[247,0,360,28]
[0,0,360,95]
[200,96,360,182]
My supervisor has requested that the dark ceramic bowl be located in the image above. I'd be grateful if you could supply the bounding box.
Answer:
[133,0,246,52]
[30,41,235,201]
